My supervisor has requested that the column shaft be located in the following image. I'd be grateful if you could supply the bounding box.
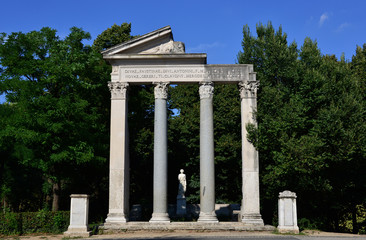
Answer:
[150,82,170,223]
[239,81,264,225]
[105,82,129,224]
[198,82,218,223]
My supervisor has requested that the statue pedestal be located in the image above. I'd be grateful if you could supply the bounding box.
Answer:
[176,196,186,216]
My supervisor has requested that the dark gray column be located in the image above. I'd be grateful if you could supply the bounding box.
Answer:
[197,82,218,223]
[105,82,129,224]
[150,82,170,223]
[238,81,264,225]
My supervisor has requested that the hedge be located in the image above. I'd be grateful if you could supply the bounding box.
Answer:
[0,210,69,235]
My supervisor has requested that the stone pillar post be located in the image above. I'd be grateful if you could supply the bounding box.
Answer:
[105,82,130,224]
[64,194,91,237]
[150,82,170,223]
[197,82,218,223]
[239,81,264,225]
[278,190,299,233]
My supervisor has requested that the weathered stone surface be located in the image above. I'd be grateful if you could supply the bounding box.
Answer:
[177,169,187,216]
[105,82,129,224]
[239,82,264,226]
[198,82,218,223]
[278,190,299,234]
[177,169,187,198]
[141,40,185,54]
[129,204,142,221]
[101,26,174,55]
[116,65,255,84]
[103,26,262,228]
[101,221,276,231]
[150,83,170,223]
[176,198,187,216]
[64,194,91,237]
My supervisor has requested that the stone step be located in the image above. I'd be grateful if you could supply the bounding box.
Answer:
[101,222,275,231]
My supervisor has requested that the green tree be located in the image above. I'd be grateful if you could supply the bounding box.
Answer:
[0,27,108,211]
[0,103,44,211]
[351,44,366,101]
[169,83,242,204]
[238,22,366,232]
[93,23,132,52]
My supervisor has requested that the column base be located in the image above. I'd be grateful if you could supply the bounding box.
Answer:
[278,226,299,234]
[64,229,91,238]
[197,211,219,223]
[241,213,264,226]
[105,213,128,223]
[149,213,170,223]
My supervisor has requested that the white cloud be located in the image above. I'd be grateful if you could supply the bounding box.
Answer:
[336,22,350,32]
[187,42,225,52]
[319,12,329,27]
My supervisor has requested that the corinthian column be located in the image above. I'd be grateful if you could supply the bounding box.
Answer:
[238,80,264,225]
[105,81,130,224]
[150,82,170,223]
[197,82,218,223]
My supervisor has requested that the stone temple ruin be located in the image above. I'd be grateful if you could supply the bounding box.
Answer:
[102,26,267,229]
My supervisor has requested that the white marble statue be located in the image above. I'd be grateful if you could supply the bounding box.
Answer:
[178,169,186,197]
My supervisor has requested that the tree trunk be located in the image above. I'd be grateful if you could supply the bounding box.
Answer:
[2,197,7,213]
[352,205,359,234]
[52,181,60,212]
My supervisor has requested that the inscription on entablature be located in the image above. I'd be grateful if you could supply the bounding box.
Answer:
[118,65,252,83]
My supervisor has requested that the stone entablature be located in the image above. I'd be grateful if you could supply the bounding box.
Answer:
[112,65,256,84]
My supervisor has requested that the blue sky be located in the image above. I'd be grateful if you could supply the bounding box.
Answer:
[1,0,365,102]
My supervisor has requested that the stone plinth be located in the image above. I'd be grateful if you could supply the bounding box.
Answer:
[176,197,187,216]
[129,204,142,221]
[278,190,299,234]
[64,194,91,237]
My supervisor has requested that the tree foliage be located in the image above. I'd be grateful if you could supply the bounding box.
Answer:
[0,22,365,233]
[93,23,132,52]
[238,22,366,232]
[0,27,109,212]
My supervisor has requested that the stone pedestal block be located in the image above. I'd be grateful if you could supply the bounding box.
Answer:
[278,190,299,234]
[64,194,91,237]
[176,197,187,216]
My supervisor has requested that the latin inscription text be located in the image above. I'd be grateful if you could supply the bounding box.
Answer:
[119,66,249,82]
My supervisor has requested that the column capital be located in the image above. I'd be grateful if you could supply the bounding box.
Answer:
[154,82,169,99]
[199,82,214,99]
[108,81,129,100]
[238,81,259,99]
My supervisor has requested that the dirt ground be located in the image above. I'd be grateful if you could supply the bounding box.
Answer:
[1,230,364,240]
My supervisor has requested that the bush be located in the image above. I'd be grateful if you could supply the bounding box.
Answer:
[0,211,21,235]
[298,218,320,231]
[0,210,69,236]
